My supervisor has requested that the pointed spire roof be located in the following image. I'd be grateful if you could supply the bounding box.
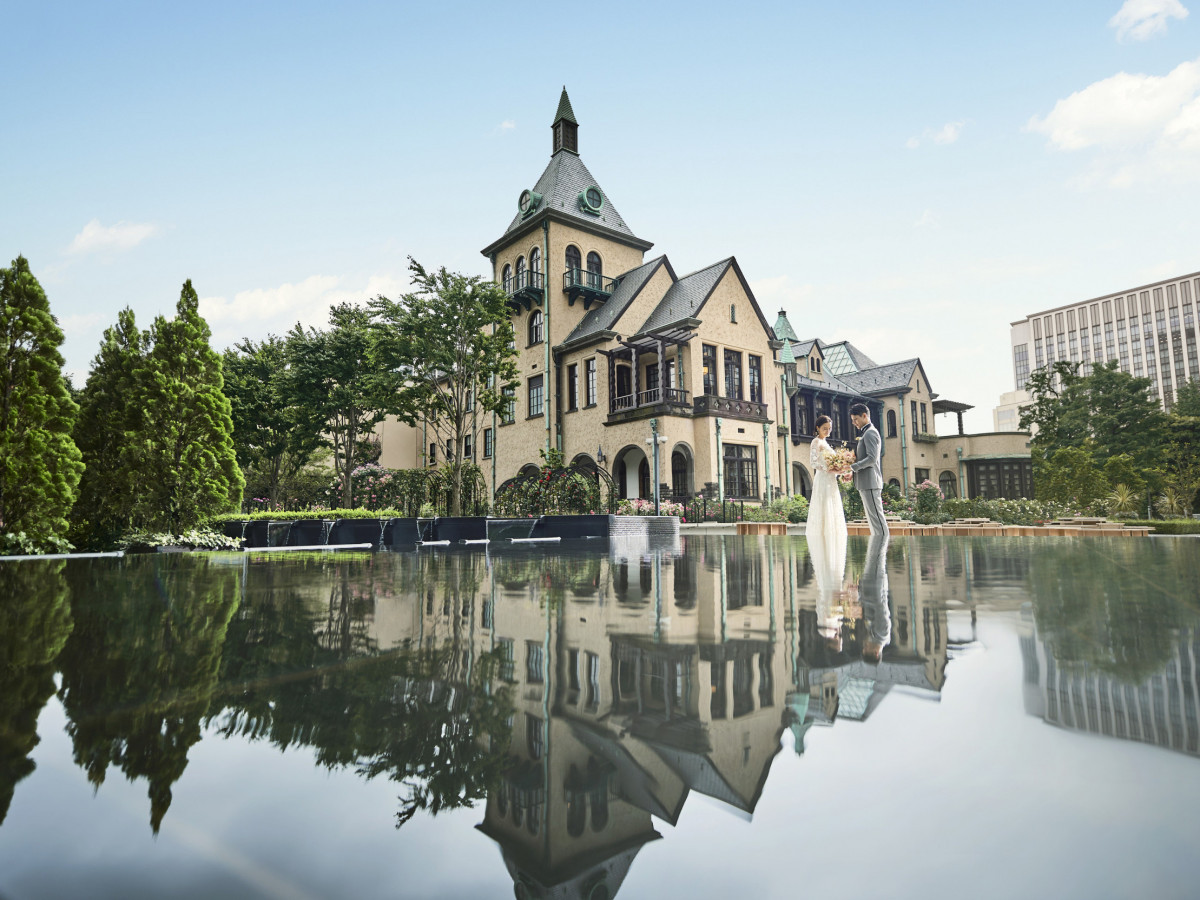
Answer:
[773,309,799,342]
[482,90,652,257]
[553,86,577,125]
[780,338,796,365]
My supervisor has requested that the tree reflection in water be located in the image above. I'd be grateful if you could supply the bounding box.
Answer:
[210,551,513,828]
[58,555,239,833]
[0,561,73,826]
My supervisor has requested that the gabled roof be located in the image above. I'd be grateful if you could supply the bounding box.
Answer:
[481,150,651,256]
[792,339,818,359]
[633,256,779,348]
[634,257,730,335]
[837,358,921,395]
[560,256,675,348]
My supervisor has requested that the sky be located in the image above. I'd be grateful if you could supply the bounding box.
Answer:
[3,0,1199,433]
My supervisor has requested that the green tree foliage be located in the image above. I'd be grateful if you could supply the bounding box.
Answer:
[1173,378,1200,418]
[370,259,519,516]
[0,561,73,825]
[1022,361,1169,502]
[1029,540,1192,684]
[71,308,147,548]
[0,257,84,545]
[131,281,243,532]
[1037,446,1109,507]
[223,335,320,505]
[58,555,240,833]
[75,284,243,541]
[286,304,391,508]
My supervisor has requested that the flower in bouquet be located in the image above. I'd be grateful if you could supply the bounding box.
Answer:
[824,446,857,481]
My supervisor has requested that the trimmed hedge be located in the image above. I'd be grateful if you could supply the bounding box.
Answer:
[206,508,407,525]
[1115,518,1200,535]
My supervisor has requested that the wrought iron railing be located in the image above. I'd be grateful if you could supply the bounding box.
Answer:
[503,271,545,295]
[563,267,616,294]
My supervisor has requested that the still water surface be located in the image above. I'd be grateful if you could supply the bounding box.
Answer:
[1,535,1198,899]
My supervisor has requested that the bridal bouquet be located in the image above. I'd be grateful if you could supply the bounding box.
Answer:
[824,446,857,482]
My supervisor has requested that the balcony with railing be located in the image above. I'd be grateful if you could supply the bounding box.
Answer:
[912,431,939,444]
[563,267,616,309]
[504,271,544,310]
[608,386,691,423]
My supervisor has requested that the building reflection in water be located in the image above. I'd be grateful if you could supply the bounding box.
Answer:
[366,532,955,899]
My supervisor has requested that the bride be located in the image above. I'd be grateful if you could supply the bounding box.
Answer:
[808,415,848,639]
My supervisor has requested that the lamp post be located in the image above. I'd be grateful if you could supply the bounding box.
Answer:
[647,418,667,515]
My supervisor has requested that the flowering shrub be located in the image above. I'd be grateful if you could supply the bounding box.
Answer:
[493,453,607,517]
[942,497,1079,525]
[910,480,945,524]
[617,497,683,517]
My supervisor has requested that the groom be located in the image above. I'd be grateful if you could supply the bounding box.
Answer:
[849,403,888,537]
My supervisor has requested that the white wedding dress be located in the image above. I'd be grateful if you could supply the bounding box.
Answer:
[808,438,848,623]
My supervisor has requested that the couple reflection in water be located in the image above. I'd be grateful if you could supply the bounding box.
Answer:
[809,411,890,663]
[811,528,890,664]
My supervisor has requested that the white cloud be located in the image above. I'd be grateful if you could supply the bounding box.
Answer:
[199,272,409,346]
[906,121,965,149]
[494,119,516,134]
[1109,0,1188,42]
[1027,57,1200,185]
[67,219,158,255]
[914,209,938,228]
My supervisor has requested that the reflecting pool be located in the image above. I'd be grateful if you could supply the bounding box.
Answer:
[1,535,1199,899]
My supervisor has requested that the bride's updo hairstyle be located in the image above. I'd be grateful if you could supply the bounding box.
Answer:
[815,415,831,430]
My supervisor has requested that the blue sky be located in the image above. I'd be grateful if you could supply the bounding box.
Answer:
[3,0,1198,431]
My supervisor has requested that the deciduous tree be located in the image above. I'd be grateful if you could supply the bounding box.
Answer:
[370,259,518,516]
[285,304,392,508]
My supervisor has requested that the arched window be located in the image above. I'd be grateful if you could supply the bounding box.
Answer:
[886,409,897,438]
[940,471,958,499]
[888,478,901,488]
[501,263,512,293]
[528,309,544,345]
[638,458,650,499]
[586,251,602,288]
[515,256,526,290]
[565,245,581,280]
[529,246,541,280]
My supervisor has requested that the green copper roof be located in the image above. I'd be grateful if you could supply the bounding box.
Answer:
[553,86,577,125]
[773,309,799,342]
[780,339,795,364]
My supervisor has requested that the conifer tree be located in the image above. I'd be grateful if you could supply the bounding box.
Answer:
[72,307,147,548]
[0,256,83,547]
[130,281,243,532]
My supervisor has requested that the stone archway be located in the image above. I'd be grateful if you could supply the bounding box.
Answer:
[792,463,811,500]
[613,445,649,500]
[670,442,694,499]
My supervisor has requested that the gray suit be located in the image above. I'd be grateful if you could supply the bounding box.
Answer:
[851,422,888,536]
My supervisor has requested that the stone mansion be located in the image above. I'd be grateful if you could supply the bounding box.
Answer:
[377,89,1031,502]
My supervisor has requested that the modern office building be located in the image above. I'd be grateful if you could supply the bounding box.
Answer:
[1009,271,1200,409]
